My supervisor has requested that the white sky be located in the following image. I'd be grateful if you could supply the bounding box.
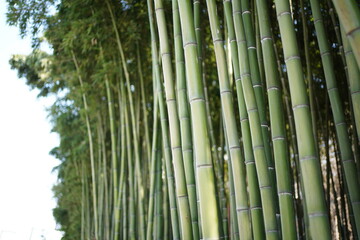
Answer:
[0,2,63,240]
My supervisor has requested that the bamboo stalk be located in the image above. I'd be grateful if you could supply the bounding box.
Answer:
[309,0,360,235]
[178,0,222,238]
[223,2,266,237]
[232,1,280,239]
[173,0,199,238]
[255,0,297,238]
[273,0,331,238]
[147,0,181,238]
[72,51,99,240]
[207,1,251,239]
[331,0,360,68]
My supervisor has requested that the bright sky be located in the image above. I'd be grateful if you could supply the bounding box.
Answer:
[0,2,63,240]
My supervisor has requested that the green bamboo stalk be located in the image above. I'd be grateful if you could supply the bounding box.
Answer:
[273,0,331,238]
[122,180,127,240]
[124,97,136,240]
[232,1,279,239]
[240,0,276,191]
[96,122,104,240]
[331,0,360,68]
[194,2,227,233]
[326,0,347,73]
[223,2,265,239]
[162,161,170,240]
[99,114,111,240]
[255,0,297,238]
[83,160,91,240]
[154,0,193,238]
[177,0,222,238]
[104,67,119,240]
[153,137,163,240]
[173,0,199,238]
[254,6,265,92]
[276,42,308,239]
[224,127,240,240]
[115,79,127,240]
[137,44,151,163]
[105,2,146,237]
[341,26,360,184]
[147,0,181,238]
[81,158,86,240]
[300,0,317,147]
[72,51,98,240]
[309,0,360,236]
[206,1,251,239]
[341,26,360,142]
[146,90,159,240]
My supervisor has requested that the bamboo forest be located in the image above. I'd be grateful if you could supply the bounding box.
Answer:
[5,0,360,239]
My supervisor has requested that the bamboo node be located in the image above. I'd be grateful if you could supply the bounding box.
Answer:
[292,103,309,110]
[308,212,327,218]
[278,191,293,196]
[335,121,346,126]
[250,206,262,210]
[253,145,264,150]
[220,90,232,95]
[267,86,279,91]
[197,163,213,168]
[240,73,250,78]
[327,87,338,92]
[261,36,273,42]
[277,11,291,18]
[248,107,258,113]
[345,50,353,55]
[285,55,301,62]
[320,51,331,57]
[347,26,360,37]
[299,155,316,162]
[314,18,323,24]
[351,90,360,96]
[272,136,285,141]
[155,7,164,12]
[161,52,171,57]
[190,97,205,103]
[183,41,197,48]
[213,38,224,44]
[236,207,248,212]
[171,146,182,151]
[245,160,255,165]
[229,145,241,150]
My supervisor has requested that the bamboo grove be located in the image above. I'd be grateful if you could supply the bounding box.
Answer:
[6,0,360,239]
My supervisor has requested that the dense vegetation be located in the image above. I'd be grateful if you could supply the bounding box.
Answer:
[6,0,360,239]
